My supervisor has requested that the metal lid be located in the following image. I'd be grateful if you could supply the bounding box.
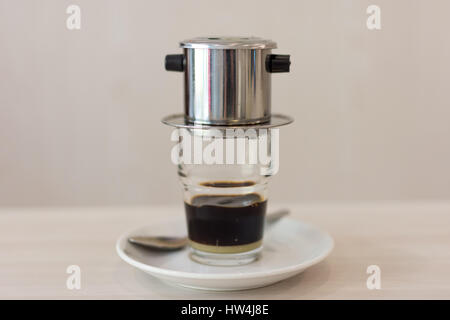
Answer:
[180,36,277,50]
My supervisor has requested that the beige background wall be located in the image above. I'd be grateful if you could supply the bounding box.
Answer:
[1,0,449,206]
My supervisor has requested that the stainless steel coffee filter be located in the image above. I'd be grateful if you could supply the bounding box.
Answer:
[163,36,292,128]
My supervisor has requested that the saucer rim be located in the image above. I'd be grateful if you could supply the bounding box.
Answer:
[116,218,334,280]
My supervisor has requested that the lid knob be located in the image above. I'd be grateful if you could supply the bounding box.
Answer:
[266,54,291,73]
[165,54,185,72]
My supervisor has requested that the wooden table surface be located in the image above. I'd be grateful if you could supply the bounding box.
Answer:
[1,203,449,299]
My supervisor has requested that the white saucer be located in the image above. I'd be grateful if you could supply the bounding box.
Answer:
[116,218,334,291]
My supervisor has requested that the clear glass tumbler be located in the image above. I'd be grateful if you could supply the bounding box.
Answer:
[173,127,278,266]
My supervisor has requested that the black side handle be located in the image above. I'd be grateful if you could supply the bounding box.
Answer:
[266,54,291,73]
[165,54,185,72]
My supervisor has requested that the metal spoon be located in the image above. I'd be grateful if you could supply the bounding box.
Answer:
[128,209,289,251]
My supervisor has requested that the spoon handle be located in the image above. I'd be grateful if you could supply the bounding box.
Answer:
[265,209,290,225]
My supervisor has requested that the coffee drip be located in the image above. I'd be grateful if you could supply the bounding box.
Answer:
[162,37,293,265]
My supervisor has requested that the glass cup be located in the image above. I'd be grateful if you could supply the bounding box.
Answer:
[173,127,278,266]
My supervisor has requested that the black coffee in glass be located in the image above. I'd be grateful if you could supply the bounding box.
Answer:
[184,182,267,254]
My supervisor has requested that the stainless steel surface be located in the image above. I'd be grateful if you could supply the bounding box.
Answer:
[128,209,290,250]
[184,44,272,125]
[180,36,277,49]
[161,113,293,129]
